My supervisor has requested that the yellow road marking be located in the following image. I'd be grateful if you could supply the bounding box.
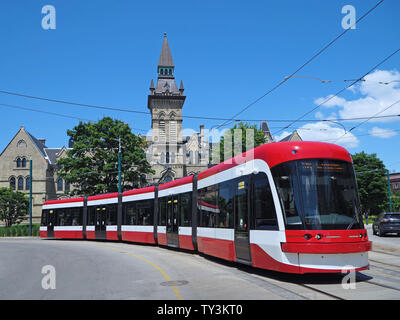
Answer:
[91,244,183,300]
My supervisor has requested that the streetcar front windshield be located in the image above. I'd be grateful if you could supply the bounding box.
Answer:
[271,159,363,230]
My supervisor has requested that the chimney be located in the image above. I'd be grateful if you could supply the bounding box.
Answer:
[38,139,46,146]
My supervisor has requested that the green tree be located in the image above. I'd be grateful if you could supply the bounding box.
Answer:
[212,122,266,164]
[352,152,389,215]
[0,188,29,227]
[57,117,154,196]
[392,191,400,212]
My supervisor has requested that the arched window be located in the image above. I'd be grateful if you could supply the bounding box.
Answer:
[17,140,26,148]
[160,152,165,163]
[166,152,170,164]
[168,69,172,75]
[171,152,175,164]
[25,176,31,190]
[160,69,164,75]
[164,175,173,182]
[189,151,193,164]
[57,178,63,191]
[18,177,24,190]
[9,177,16,190]
[65,182,70,192]
[16,158,21,168]
[22,158,27,168]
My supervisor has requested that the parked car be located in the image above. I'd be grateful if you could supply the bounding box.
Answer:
[372,212,400,237]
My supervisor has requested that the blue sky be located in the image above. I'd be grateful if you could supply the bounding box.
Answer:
[1,0,399,172]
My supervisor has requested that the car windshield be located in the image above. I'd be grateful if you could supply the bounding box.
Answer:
[272,159,363,230]
[385,214,400,220]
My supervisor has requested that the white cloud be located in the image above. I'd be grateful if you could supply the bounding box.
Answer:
[314,69,400,123]
[297,121,359,148]
[368,127,397,139]
[314,95,347,108]
[273,122,359,149]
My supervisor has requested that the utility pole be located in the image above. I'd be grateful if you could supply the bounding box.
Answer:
[387,169,393,212]
[118,137,122,193]
[29,159,33,236]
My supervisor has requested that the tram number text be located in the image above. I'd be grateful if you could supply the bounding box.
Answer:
[201,304,243,315]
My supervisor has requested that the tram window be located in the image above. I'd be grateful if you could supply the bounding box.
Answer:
[179,192,192,226]
[88,207,96,225]
[159,197,167,226]
[107,204,117,225]
[234,177,249,231]
[217,181,234,228]
[56,209,65,226]
[253,173,278,230]
[41,210,48,226]
[64,208,73,226]
[124,203,137,225]
[137,200,153,225]
[272,162,303,229]
[69,208,82,226]
[198,186,217,227]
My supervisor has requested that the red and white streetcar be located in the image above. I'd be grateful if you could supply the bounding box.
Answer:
[40,141,371,274]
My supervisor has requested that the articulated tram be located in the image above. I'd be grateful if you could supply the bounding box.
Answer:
[40,141,371,274]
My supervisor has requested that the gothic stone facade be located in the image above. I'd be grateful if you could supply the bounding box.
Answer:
[145,34,209,183]
[0,126,71,223]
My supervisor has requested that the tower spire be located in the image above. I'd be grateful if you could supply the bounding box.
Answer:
[157,33,175,78]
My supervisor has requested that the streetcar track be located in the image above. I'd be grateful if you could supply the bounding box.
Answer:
[369,261,400,275]
[295,283,344,300]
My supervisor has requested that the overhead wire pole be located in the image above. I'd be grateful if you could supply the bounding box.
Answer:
[387,170,393,212]
[214,0,385,130]
[118,137,122,194]
[29,159,33,236]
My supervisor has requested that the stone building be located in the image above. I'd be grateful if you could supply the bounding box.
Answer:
[0,126,71,223]
[145,34,209,183]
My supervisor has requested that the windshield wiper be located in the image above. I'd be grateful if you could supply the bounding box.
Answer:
[346,216,358,230]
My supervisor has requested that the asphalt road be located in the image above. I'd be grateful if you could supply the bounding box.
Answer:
[0,237,400,300]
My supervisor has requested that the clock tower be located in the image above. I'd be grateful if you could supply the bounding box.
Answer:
[147,33,186,182]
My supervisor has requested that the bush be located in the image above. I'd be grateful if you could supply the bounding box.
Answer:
[0,224,40,237]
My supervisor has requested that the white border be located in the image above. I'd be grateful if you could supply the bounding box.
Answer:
[43,202,83,210]
[159,183,192,198]
[87,197,118,206]
[123,192,155,203]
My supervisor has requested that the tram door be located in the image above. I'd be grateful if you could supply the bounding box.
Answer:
[47,209,55,238]
[95,207,107,239]
[166,197,179,248]
[234,178,251,263]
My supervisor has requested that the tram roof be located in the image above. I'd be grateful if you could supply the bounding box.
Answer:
[198,141,352,181]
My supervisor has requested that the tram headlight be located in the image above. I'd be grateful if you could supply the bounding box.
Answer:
[315,234,323,240]
[304,234,312,240]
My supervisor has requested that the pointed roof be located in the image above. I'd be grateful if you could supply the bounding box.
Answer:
[158,33,174,68]
[280,130,302,142]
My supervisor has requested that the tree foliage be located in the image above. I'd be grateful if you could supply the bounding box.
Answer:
[352,151,389,215]
[0,188,29,227]
[212,122,266,163]
[392,191,400,212]
[57,117,153,196]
